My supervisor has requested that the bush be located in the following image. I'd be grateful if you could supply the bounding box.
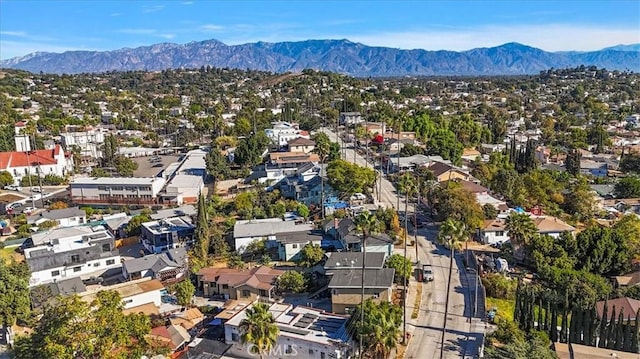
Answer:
[482,273,517,299]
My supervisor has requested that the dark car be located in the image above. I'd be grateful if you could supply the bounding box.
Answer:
[82,276,104,285]
[152,163,164,167]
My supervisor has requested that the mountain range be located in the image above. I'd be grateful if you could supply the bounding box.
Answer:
[1,39,639,77]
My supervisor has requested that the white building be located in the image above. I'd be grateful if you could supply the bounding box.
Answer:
[70,177,166,206]
[60,129,105,160]
[224,302,354,359]
[80,277,164,310]
[0,144,72,185]
[27,207,87,228]
[480,215,576,245]
[161,149,207,205]
[233,218,315,253]
[264,122,309,147]
[24,225,121,287]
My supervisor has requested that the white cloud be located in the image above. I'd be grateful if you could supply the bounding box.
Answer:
[158,34,176,40]
[117,29,157,35]
[110,13,121,17]
[181,1,193,5]
[200,24,224,32]
[0,31,29,37]
[141,5,165,13]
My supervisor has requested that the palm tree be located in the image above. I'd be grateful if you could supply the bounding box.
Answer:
[437,219,467,359]
[355,211,380,359]
[239,302,279,359]
[312,132,331,219]
[505,212,537,260]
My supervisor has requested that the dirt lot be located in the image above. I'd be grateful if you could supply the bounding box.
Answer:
[132,154,181,177]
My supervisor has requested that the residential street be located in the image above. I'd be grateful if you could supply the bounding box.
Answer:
[320,127,485,358]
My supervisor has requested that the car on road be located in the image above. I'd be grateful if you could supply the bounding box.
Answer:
[32,187,43,193]
[3,185,22,191]
[422,264,434,282]
[22,207,35,215]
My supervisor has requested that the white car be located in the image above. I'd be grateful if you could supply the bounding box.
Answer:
[22,207,35,215]
[32,187,43,193]
[3,185,22,191]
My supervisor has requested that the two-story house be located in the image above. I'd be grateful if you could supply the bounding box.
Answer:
[265,230,324,262]
[27,207,87,229]
[140,216,196,254]
[122,247,188,284]
[325,252,394,314]
[24,225,122,287]
[287,137,316,154]
[196,265,284,301]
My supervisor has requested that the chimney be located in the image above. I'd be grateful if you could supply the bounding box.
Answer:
[334,217,339,229]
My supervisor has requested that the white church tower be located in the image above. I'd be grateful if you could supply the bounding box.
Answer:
[14,121,31,152]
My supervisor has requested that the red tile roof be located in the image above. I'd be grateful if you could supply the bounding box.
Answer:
[0,145,63,169]
[15,121,26,127]
[197,265,284,290]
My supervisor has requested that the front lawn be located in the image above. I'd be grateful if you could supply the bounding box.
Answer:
[486,297,515,322]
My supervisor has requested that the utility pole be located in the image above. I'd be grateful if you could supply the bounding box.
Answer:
[414,173,420,261]
[359,235,367,359]
[403,186,409,344]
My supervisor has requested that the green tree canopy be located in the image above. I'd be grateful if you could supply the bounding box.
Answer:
[349,299,402,359]
[0,261,30,329]
[277,271,307,293]
[172,280,195,307]
[12,291,167,359]
[327,159,376,195]
[385,254,412,283]
[614,176,640,198]
[0,171,14,187]
[125,213,152,236]
[296,243,324,267]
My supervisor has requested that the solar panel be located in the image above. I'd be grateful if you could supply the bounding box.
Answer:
[278,326,310,336]
[293,322,308,328]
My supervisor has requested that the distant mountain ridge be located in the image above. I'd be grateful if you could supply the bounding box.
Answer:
[1,39,639,76]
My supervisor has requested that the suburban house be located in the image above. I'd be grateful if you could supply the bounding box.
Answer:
[269,151,320,166]
[279,174,336,208]
[480,215,576,245]
[24,225,121,287]
[288,137,316,154]
[426,161,473,182]
[27,207,87,228]
[149,324,191,354]
[150,205,197,221]
[580,159,608,178]
[122,247,188,284]
[596,297,640,323]
[265,122,310,147]
[195,265,284,301]
[224,302,354,359]
[140,216,196,254]
[102,212,132,239]
[328,264,395,314]
[169,307,205,332]
[341,233,395,256]
[70,177,166,206]
[265,230,324,261]
[80,277,164,310]
[388,154,446,173]
[233,218,314,253]
[613,269,640,288]
[443,179,489,195]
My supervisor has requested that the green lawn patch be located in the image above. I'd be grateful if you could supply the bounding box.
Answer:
[0,246,24,263]
[486,297,515,322]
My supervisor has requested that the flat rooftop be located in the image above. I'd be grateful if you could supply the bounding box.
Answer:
[80,278,164,304]
[226,302,351,346]
[71,177,165,186]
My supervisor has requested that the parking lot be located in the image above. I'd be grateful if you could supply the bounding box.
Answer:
[132,154,181,177]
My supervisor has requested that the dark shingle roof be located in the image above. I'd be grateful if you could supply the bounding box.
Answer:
[328,268,395,289]
[324,252,386,269]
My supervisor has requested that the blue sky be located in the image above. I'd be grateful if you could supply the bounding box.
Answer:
[1,0,639,59]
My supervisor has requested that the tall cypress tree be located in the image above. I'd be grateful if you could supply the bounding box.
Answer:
[194,193,210,261]
[545,299,551,332]
[581,308,591,345]
[607,306,617,349]
[560,306,568,343]
[537,297,543,331]
[632,308,640,354]
[623,315,632,352]
[599,301,609,348]
[550,304,559,342]
[616,307,625,351]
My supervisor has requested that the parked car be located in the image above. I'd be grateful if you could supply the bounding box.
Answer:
[422,264,434,282]
[152,163,164,167]
[22,207,35,215]
[82,276,104,285]
[3,185,22,191]
[32,187,42,193]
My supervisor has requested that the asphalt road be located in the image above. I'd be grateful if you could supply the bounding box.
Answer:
[320,127,485,358]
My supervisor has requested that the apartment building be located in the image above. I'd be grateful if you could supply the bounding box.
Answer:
[70,177,166,206]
